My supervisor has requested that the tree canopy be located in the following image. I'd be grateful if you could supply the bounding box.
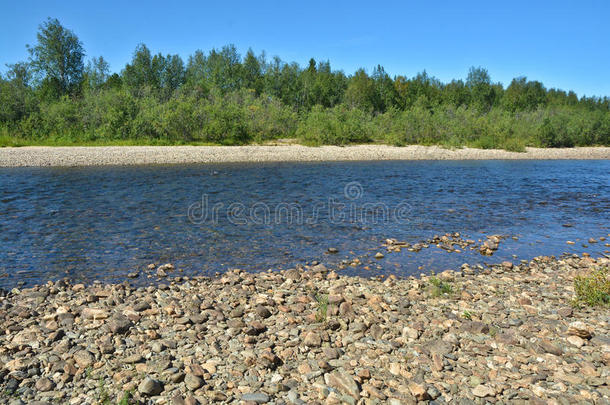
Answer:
[27,18,85,96]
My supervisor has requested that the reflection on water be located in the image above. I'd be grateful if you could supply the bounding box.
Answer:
[0,160,608,287]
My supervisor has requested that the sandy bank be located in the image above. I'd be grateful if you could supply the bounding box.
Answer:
[0,145,609,167]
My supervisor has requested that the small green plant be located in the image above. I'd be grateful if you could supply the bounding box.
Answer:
[488,326,499,338]
[97,377,110,404]
[573,267,610,307]
[462,310,473,320]
[315,293,329,322]
[428,274,453,297]
[117,390,133,405]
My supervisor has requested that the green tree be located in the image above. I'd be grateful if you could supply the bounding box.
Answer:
[206,45,242,93]
[122,44,156,95]
[85,56,110,90]
[394,71,442,109]
[503,77,546,111]
[27,17,85,96]
[160,54,185,99]
[344,69,376,111]
[242,49,263,94]
[466,66,497,111]
[0,62,35,123]
[442,79,470,107]
[371,65,397,113]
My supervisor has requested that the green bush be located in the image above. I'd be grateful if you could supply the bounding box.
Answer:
[1,84,607,148]
[297,104,372,145]
[82,89,138,140]
[574,267,610,307]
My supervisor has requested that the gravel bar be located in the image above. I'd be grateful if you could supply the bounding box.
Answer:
[0,255,608,403]
[1,145,609,167]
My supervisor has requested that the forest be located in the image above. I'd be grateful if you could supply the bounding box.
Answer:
[1,18,609,150]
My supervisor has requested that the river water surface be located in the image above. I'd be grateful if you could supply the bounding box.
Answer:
[0,160,608,288]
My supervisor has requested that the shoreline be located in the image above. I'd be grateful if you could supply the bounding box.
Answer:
[0,145,609,167]
[0,255,608,403]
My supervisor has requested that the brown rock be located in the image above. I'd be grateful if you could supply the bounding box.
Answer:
[81,307,109,320]
[566,335,585,347]
[567,321,593,339]
[325,371,360,399]
[303,331,322,347]
[35,377,55,392]
[108,315,133,334]
[472,384,495,397]
[538,338,563,356]
[73,349,95,368]
[408,381,430,400]
[255,305,271,318]
[245,321,266,336]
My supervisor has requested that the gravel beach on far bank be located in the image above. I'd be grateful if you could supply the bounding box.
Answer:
[1,145,609,167]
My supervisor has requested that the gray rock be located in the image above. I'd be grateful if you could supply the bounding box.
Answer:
[138,377,164,396]
[241,392,270,403]
[133,301,150,312]
[184,373,204,390]
[35,377,55,392]
[255,305,272,318]
[108,315,132,334]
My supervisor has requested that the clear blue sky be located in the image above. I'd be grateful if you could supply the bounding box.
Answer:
[1,0,608,97]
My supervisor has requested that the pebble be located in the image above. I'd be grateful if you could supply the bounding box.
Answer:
[138,377,164,396]
[303,331,322,347]
[73,350,95,368]
[34,377,55,392]
[568,321,593,339]
[472,384,495,397]
[184,373,204,390]
[242,392,270,403]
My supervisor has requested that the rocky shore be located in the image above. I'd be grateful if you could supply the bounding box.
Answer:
[1,145,609,167]
[0,255,608,404]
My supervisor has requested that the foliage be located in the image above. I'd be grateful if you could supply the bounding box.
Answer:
[428,275,454,297]
[315,293,329,322]
[27,18,85,97]
[1,18,609,148]
[297,105,372,145]
[573,267,610,307]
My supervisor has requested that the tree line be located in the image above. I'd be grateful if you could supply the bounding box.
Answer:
[1,18,609,149]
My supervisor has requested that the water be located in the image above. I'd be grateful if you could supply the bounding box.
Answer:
[0,160,608,288]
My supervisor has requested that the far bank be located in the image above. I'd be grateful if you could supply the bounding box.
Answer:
[1,145,609,167]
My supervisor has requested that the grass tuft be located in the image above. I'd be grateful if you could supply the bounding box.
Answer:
[573,267,610,307]
[315,293,329,322]
[428,274,454,297]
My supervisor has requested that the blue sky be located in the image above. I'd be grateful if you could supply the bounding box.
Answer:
[1,0,608,97]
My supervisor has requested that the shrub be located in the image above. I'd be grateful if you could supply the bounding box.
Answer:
[297,104,372,145]
[573,267,610,307]
[428,275,453,298]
